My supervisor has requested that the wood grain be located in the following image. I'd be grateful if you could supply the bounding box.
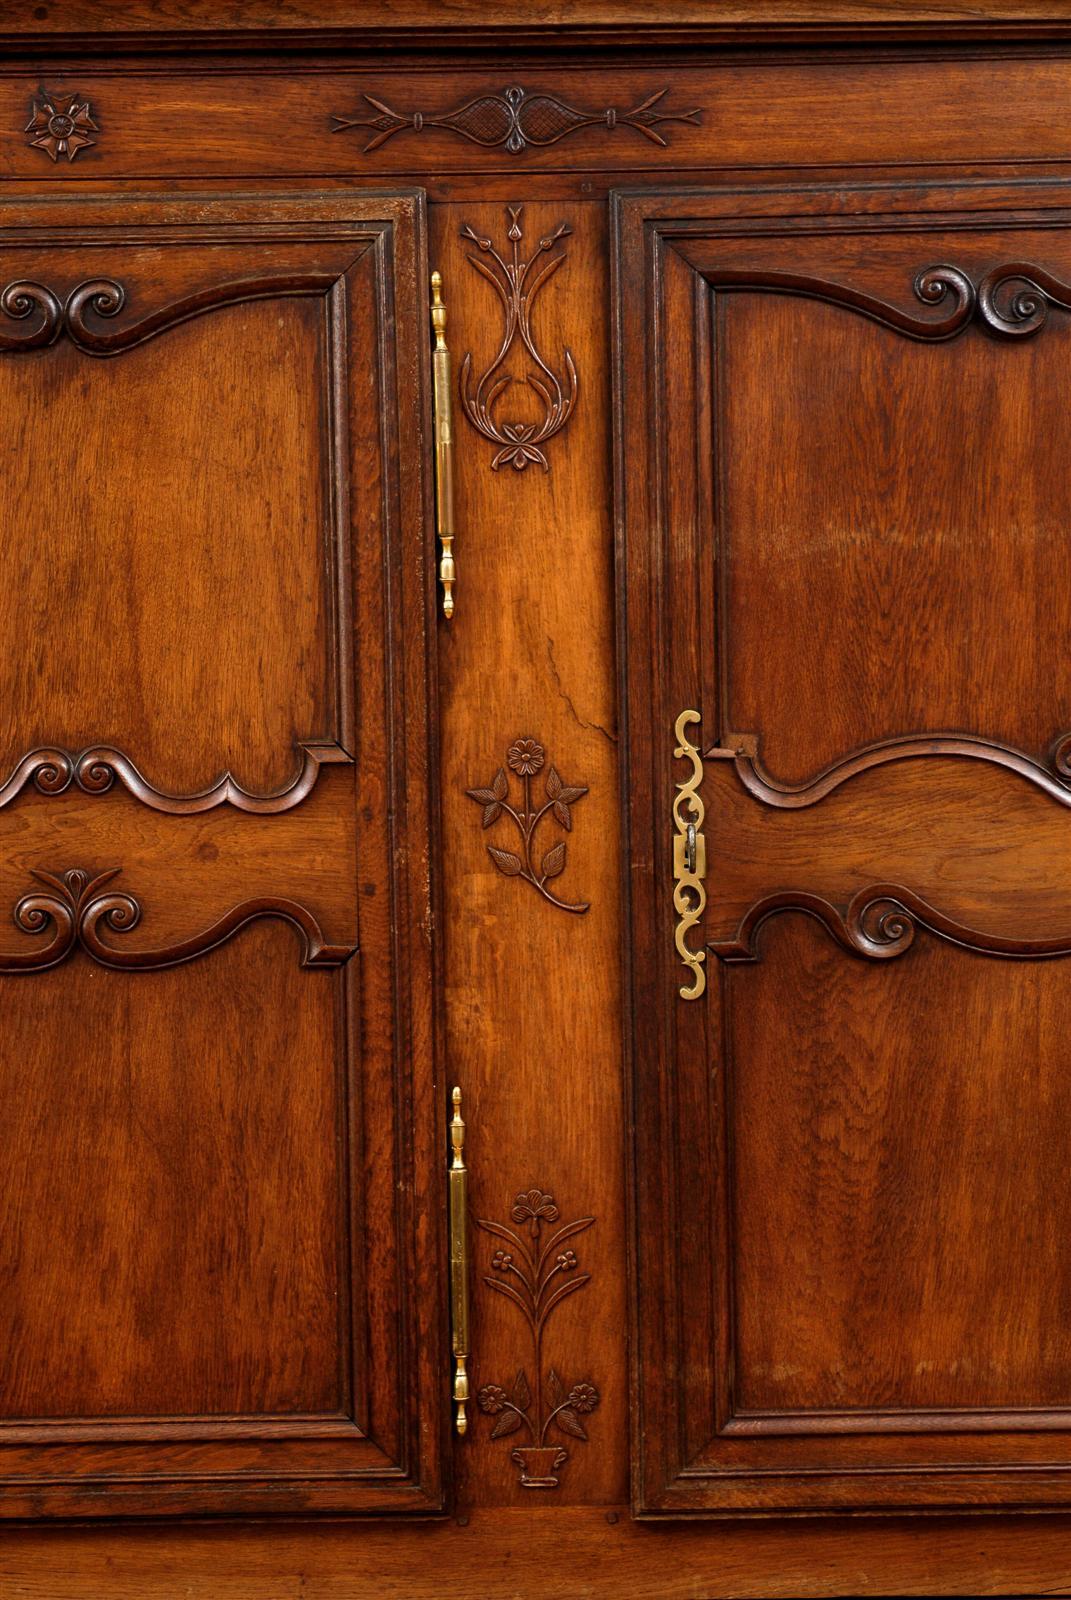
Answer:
[0,190,445,1518]
[617,179,1071,1516]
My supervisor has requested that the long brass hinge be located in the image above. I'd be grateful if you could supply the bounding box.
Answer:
[449,1086,470,1435]
[673,709,707,1000]
[430,271,456,620]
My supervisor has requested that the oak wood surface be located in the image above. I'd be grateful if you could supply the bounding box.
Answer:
[0,189,445,1519]
[4,10,1071,1595]
[617,178,1071,1516]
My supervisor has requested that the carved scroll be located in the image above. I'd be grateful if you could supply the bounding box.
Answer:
[0,742,351,815]
[0,274,339,355]
[0,868,351,974]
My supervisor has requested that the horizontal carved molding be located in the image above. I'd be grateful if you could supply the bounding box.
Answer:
[711,731,1071,810]
[710,883,1071,965]
[0,272,340,354]
[331,84,700,153]
[1,868,353,973]
[703,262,1071,341]
[0,741,351,813]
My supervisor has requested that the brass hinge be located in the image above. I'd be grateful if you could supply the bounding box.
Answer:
[430,271,456,620]
[449,1086,470,1435]
[673,709,707,1000]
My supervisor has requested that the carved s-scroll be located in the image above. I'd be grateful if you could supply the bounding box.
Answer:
[1,868,352,974]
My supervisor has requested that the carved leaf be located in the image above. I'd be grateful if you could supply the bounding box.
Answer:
[541,842,566,880]
[545,766,562,800]
[466,785,498,805]
[488,845,523,877]
[513,1368,531,1410]
[553,800,572,831]
[554,1407,589,1442]
[547,1368,565,1407]
[492,767,509,800]
[490,1407,525,1440]
[557,784,587,804]
[482,802,502,828]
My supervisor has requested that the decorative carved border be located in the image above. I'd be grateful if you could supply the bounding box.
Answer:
[459,207,577,472]
[475,1188,599,1490]
[0,273,339,355]
[0,867,352,974]
[0,741,351,814]
[712,730,1071,809]
[331,84,700,153]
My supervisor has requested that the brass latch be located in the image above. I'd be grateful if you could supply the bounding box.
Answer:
[672,710,707,1000]
[430,271,456,620]
[449,1086,470,1434]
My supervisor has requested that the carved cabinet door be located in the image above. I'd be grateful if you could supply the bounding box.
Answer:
[616,180,1071,1514]
[0,191,444,1517]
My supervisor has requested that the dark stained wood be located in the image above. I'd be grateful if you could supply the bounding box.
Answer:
[0,189,445,1518]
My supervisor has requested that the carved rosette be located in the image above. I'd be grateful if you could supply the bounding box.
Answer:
[26,90,97,162]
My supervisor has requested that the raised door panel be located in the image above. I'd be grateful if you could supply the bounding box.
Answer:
[0,191,444,1518]
[615,180,1071,1514]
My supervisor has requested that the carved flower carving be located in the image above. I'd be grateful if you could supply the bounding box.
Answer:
[511,1190,559,1236]
[507,738,545,777]
[477,1384,509,1415]
[26,90,98,163]
[567,1382,599,1415]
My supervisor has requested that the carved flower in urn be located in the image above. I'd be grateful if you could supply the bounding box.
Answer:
[26,90,98,163]
[506,738,545,777]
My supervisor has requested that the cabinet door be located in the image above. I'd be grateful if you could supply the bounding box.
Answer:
[616,180,1071,1515]
[0,191,443,1518]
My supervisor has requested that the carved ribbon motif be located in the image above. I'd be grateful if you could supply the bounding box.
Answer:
[331,83,700,153]
[459,207,577,471]
[0,867,351,974]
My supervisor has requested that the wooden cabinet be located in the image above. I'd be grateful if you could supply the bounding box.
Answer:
[5,6,1071,1595]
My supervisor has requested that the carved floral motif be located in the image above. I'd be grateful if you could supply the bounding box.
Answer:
[476,1188,599,1490]
[459,206,577,472]
[331,84,700,153]
[26,90,97,162]
[466,737,589,914]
